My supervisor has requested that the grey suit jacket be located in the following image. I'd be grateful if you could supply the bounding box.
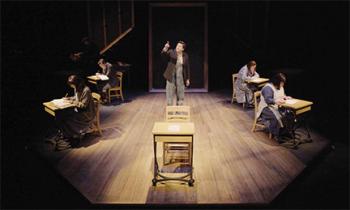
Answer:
[161,49,190,83]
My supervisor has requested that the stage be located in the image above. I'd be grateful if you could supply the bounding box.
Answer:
[33,91,330,205]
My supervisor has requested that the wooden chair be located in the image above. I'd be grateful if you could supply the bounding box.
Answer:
[108,71,124,103]
[91,92,102,136]
[251,91,272,139]
[163,106,191,165]
[231,73,238,104]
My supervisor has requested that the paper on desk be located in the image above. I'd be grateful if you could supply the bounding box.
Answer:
[51,99,72,108]
[285,99,298,105]
[168,124,180,132]
[97,74,109,80]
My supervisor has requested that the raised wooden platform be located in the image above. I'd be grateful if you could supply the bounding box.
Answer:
[33,91,330,205]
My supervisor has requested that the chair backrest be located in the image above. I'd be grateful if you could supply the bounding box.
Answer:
[92,92,101,117]
[92,92,101,102]
[232,73,238,87]
[116,71,123,88]
[253,91,261,118]
[166,106,190,122]
[91,92,102,135]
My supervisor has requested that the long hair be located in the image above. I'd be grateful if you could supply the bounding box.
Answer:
[67,75,85,92]
[270,73,287,89]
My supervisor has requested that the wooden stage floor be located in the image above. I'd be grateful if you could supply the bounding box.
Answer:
[34,91,330,205]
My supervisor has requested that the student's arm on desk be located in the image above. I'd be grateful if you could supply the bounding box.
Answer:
[62,96,75,102]
[250,72,259,80]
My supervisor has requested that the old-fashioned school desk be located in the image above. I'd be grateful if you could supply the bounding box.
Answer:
[281,98,313,115]
[246,77,269,88]
[43,99,75,117]
[87,75,108,85]
[281,98,314,142]
[152,122,195,186]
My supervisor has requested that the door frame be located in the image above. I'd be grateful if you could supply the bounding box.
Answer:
[148,3,208,92]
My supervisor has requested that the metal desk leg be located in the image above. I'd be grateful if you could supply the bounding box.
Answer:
[188,137,195,186]
[299,113,313,143]
[152,136,158,186]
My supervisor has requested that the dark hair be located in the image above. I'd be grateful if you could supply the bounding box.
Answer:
[81,36,89,43]
[178,40,186,50]
[67,75,85,92]
[247,60,257,69]
[98,58,106,65]
[270,73,287,89]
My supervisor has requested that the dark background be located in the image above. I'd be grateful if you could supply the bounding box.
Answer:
[1,1,349,209]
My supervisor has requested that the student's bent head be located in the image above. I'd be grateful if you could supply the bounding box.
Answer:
[67,75,85,91]
[271,73,286,90]
[98,58,107,69]
[247,60,257,72]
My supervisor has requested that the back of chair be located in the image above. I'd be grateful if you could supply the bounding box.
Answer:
[116,71,123,88]
[92,92,101,102]
[166,106,190,122]
[253,91,261,118]
[91,92,102,135]
[232,73,238,88]
[92,92,101,117]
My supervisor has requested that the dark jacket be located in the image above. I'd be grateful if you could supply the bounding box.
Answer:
[57,86,96,138]
[161,49,190,83]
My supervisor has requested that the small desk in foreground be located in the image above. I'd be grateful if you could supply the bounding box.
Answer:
[152,122,195,186]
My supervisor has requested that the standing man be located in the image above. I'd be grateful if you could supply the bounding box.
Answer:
[161,41,190,106]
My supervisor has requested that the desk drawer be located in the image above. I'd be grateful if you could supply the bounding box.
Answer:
[296,106,311,115]
[154,135,192,143]
[44,107,55,117]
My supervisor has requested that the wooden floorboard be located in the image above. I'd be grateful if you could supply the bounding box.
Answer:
[35,91,329,204]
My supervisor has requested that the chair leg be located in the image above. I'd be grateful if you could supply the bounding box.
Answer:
[120,89,124,101]
[108,90,111,103]
[252,118,257,132]
[94,115,102,136]
[269,133,272,139]
[96,119,102,136]
[231,93,235,104]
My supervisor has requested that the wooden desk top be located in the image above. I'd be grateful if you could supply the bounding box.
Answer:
[281,99,313,110]
[246,78,269,84]
[87,75,101,81]
[43,101,75,111]
[152,122,195,135]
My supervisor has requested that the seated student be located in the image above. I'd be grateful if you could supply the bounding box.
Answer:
[54,75,96,151]
[256,73,294,144]
[235,60,260,107]
[97,58,118,103]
